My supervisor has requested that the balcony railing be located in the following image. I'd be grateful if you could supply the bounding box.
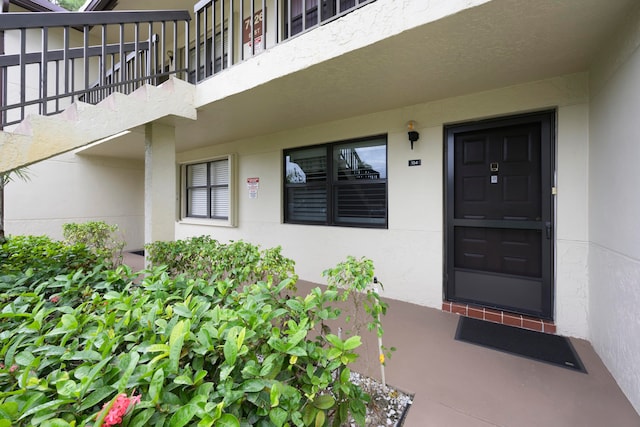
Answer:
[192,0,375,81]
[0,0,375,129]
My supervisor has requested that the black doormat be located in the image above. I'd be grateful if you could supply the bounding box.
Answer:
[455,317,587,373]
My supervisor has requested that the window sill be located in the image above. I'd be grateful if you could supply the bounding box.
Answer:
[178,217,236,228]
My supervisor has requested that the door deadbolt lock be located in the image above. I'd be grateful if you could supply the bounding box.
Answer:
[490,162,499,172]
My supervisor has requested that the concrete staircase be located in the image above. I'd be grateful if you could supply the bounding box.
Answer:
[0,77,197,174]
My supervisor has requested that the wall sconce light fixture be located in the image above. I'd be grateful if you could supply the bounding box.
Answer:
[407,120,420,150]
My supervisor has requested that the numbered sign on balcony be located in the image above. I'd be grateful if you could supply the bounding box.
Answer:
[243,9,265,56]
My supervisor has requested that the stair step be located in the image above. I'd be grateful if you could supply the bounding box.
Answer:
[58,101,94,121]
[130,83,160,101]
[11,116,33,136]
[1,76,197,174]
[159,76,189,93]
[97,91,135,110]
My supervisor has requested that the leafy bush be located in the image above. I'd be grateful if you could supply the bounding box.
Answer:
[0,235,97,292]
[63,221,125,268]
[146,237,298,287]
[0,237,390,427]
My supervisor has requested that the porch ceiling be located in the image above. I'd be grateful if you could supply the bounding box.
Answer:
[79,0,636,159]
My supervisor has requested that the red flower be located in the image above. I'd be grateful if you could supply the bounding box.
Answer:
[49,295,60,303]
[99,393,141,427]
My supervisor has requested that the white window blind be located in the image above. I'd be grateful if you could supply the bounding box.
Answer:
[210,159,229,218]
[189,189,208,217]
[210,160,229,185]
[188,163,208,186]
[186,158,230,220]
[212,187,230,218]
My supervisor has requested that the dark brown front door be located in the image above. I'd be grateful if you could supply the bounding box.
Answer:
[445,112,555,319]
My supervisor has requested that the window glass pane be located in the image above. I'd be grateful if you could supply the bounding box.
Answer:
[340,0,356,10]
[285,146,326,183]
[283,136,387,228]
[211,186,229,218]
[286,186,327,222]
[188,188,208,216]
[186,158,231,220]
[188,163,208,186]
[291,0,319,15]
[332,138,387,226]
[210,159,229,185]
[334,139,386,181]
[334,182,386,225]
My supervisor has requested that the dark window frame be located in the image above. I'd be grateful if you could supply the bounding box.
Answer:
[285,0,359,38]
[185,159,230,220]
[283,134,388,229]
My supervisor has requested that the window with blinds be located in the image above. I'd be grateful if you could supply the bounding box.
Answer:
[287,0,360,37]
[186,159,230,220]
[188,29,229,82]
[284,135,387,228]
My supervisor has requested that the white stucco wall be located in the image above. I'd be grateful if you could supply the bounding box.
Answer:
[588,4,640,415]
[176,73,591,338]
[4,152,145,250]
[555,104,590,338]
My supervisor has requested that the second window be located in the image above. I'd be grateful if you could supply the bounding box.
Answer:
[284,135,387,228]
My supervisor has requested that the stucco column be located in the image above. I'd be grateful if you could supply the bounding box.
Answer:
[144,122,176,245]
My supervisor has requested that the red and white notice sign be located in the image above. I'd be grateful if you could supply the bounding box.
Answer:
[243,9,265,55]
[247,177,259,199]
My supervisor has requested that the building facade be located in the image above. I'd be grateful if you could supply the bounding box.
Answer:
[2,0,640,415]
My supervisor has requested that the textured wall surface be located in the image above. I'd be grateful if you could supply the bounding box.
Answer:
[555,104,590,338]
[589,245,640,415]
[589,3,640,415]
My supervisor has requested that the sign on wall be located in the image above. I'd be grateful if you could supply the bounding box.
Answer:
[247,177,260,199]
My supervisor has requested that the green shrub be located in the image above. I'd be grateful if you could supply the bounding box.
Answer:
[63,221,125,268]
[0,235,97,291]
[0,237,390,427]
[146,237,298,287]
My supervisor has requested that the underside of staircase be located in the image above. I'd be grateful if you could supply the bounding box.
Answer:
[0,77,197,174]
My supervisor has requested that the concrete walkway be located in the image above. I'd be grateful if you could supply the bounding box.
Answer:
[122,253,640,426]
[361,297,640,426]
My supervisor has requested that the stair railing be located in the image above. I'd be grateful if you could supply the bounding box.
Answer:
[82,34,159,104]
[0,1,380,129]
[0,10,191,129]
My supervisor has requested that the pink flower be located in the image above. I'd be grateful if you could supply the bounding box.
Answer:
[49,295,60,303]
[99,393,141,427]
[9,365,18,373]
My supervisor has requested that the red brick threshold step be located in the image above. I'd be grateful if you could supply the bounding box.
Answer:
[442,301,556,334]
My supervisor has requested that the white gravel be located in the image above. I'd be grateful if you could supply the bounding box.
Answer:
[349,371,413,426]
